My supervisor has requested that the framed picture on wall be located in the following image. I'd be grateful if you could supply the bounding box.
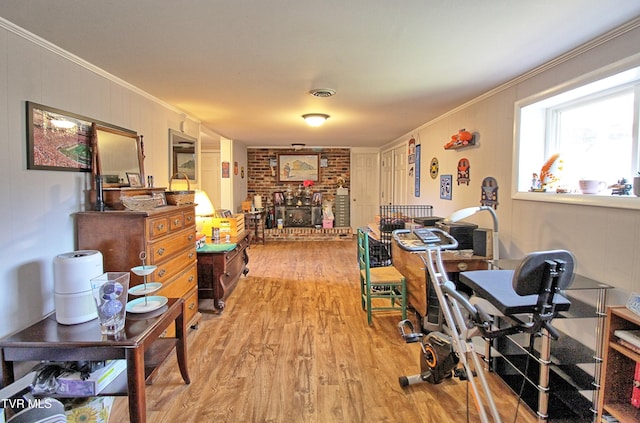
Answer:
[173,149,196,181]
[26,102,94,172]
[440,174,452,200]
[277,153,320,183]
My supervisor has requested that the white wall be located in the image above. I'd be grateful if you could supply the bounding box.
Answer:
[0,22,205,338]
[218,137,248,214]
[388,21,640,306]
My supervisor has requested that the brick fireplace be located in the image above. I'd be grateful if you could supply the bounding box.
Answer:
[247,147,352,241]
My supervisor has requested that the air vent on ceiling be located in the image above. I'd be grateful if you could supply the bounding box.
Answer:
[309,88,336,98]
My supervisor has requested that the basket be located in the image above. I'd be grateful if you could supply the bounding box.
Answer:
[121,195,157,211]
[165,173,195,205]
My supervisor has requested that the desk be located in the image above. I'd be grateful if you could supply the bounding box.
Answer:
[197,230,251,311]
[244,210,265,244]
[391,236,490,329]
[470,259,612,421]
[0,298,189,423]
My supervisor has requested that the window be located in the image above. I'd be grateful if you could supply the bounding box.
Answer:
[515,63,640,205]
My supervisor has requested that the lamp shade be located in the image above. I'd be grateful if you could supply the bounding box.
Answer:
[194,190,215,217]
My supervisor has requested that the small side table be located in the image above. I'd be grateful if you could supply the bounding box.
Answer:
[244,210,265,244]
[0,298,189,423]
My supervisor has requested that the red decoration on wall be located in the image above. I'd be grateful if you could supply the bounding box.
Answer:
[444,129,475,150]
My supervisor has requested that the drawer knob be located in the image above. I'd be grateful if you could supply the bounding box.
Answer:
[158,247,165,256]
[158,268,166,277]
[188,275,194,283]
[186,215,193,222]
[457,262,468,271]
[188,234,194,241]
[174,219,181,225]
[156,223,165,231]
[189,252,194,259]
[188,302,196,310]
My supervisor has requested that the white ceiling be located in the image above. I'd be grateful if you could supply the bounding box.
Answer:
[1,1,640,149]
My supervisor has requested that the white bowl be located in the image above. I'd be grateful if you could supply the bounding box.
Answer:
[130,265,157,276]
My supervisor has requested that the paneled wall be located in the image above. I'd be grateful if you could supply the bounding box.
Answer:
[0,21,199,338]
[385,21,640,305]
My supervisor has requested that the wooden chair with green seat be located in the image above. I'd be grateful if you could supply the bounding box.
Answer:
[357,227,407,325]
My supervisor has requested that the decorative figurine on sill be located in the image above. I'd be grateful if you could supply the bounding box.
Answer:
[530,173,542,191]
[610,177,632,195]
[539,153,563,191]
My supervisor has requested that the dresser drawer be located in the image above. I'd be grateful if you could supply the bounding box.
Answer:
[183,287,199,325]
[152,248,197,284]
[147,215,170,239]
[158,263,198,299]
[148,227,196,263]
[168,211,185,231]
[183,209,195,228]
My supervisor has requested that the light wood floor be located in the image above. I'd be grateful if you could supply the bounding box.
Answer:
[110,240,539,422]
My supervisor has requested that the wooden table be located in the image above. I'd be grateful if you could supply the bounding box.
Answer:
[0,298,189,423]
[197,230,251,311]
[391,237,490,327]
[244,210,266,244]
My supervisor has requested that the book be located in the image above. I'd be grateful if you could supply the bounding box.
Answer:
[614,329,640,349]
[632,362,640,408]
[618,338,640,355]
[55,360,126,397]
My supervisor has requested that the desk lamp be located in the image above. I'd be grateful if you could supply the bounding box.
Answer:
[195,190,215,237]
[444,206,499,262]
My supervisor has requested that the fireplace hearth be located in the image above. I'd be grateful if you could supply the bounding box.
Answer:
[280,205,322,227]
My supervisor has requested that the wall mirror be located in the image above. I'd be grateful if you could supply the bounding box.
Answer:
[92,124,144,187]
[169,129,197,182]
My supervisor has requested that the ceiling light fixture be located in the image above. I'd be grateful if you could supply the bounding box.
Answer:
[291,143,305,150]
[302,113,330,127]
[309,88,336,98]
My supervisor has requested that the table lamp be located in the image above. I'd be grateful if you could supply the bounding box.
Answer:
[444,206,499,262]
[195,190,215,238]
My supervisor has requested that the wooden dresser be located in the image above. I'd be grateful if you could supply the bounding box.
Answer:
[75,205,200,335]
[197,230,251,311]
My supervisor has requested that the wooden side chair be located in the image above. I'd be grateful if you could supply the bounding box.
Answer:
[357,228,407,325]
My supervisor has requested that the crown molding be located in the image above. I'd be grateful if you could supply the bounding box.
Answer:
[0,16,199,123]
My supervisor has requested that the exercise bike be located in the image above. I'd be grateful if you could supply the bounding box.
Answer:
[396,227,575,423]
[396,228,500,421]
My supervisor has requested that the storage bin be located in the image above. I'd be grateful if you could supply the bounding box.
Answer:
[213,214,245,236]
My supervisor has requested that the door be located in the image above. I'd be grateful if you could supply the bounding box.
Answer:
[392,145,408,204]
[201,151,221,209]
[351,148,380,231]
[381,149,393,206]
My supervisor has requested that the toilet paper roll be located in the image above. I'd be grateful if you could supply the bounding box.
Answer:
[254,195,262,209]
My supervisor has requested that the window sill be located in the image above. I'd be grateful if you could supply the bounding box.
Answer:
[513,191,640,210]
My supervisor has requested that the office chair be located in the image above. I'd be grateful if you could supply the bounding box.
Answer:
[399,242,574,423]
[357,228,407,325]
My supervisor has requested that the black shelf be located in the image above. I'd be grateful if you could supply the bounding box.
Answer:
[494,356,594,422]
